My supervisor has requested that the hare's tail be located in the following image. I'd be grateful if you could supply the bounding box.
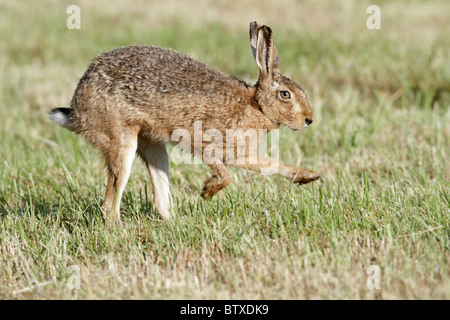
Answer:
[48,108,75,131]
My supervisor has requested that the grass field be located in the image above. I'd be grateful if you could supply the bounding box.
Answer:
[0,0,449,299]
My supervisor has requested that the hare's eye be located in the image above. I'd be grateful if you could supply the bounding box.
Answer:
[279,91,291,99]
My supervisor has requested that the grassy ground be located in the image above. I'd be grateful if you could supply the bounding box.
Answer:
[0,0,449,299]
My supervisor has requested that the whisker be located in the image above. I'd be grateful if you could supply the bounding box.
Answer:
[279,126,289,135]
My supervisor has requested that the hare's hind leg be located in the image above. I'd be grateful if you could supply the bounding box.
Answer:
[100,130,138,222]
[137,138,173,220]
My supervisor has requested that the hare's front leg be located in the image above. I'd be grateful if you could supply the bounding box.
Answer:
[201,159,231,200]
[233,155,320,184]
[138,139,173,220]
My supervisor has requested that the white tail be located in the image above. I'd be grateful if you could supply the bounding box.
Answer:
[48,108,75,131]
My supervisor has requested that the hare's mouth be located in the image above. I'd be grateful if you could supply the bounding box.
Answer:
[286,124,307,131]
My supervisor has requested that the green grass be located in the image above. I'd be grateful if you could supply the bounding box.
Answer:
[0,0,449,299]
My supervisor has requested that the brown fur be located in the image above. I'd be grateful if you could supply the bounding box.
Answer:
[49,22,320,222]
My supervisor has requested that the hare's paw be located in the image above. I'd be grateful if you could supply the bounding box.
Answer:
[292,168,320,185]
[201,186,214,200]
[201,173,231,200]
[201,175,221,200]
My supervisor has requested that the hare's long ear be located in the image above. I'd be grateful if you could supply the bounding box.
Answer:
[255,26,277,80]
[250,22,279,73]
[273,42,279,70]
[249,21,260,61]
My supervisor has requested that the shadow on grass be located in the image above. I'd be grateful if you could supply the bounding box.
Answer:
[0,189,163,229]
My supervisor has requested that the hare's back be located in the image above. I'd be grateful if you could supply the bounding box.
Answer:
[90,45,230,94]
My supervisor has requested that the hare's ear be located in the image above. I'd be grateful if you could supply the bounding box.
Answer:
[255,26,277,80]
[273,43,279,70]
[250,22,279,72]
[249,21,260,61]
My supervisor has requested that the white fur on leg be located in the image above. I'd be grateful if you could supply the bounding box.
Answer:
[139,141,173,219]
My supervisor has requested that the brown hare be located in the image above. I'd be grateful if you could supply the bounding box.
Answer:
[49,22,320,222]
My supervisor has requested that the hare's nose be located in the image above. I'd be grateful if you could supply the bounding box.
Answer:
[305,118,313,126]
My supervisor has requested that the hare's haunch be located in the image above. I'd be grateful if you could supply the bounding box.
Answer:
[49,22,320,222]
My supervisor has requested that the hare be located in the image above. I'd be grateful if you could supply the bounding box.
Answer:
[49,22,320,222]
